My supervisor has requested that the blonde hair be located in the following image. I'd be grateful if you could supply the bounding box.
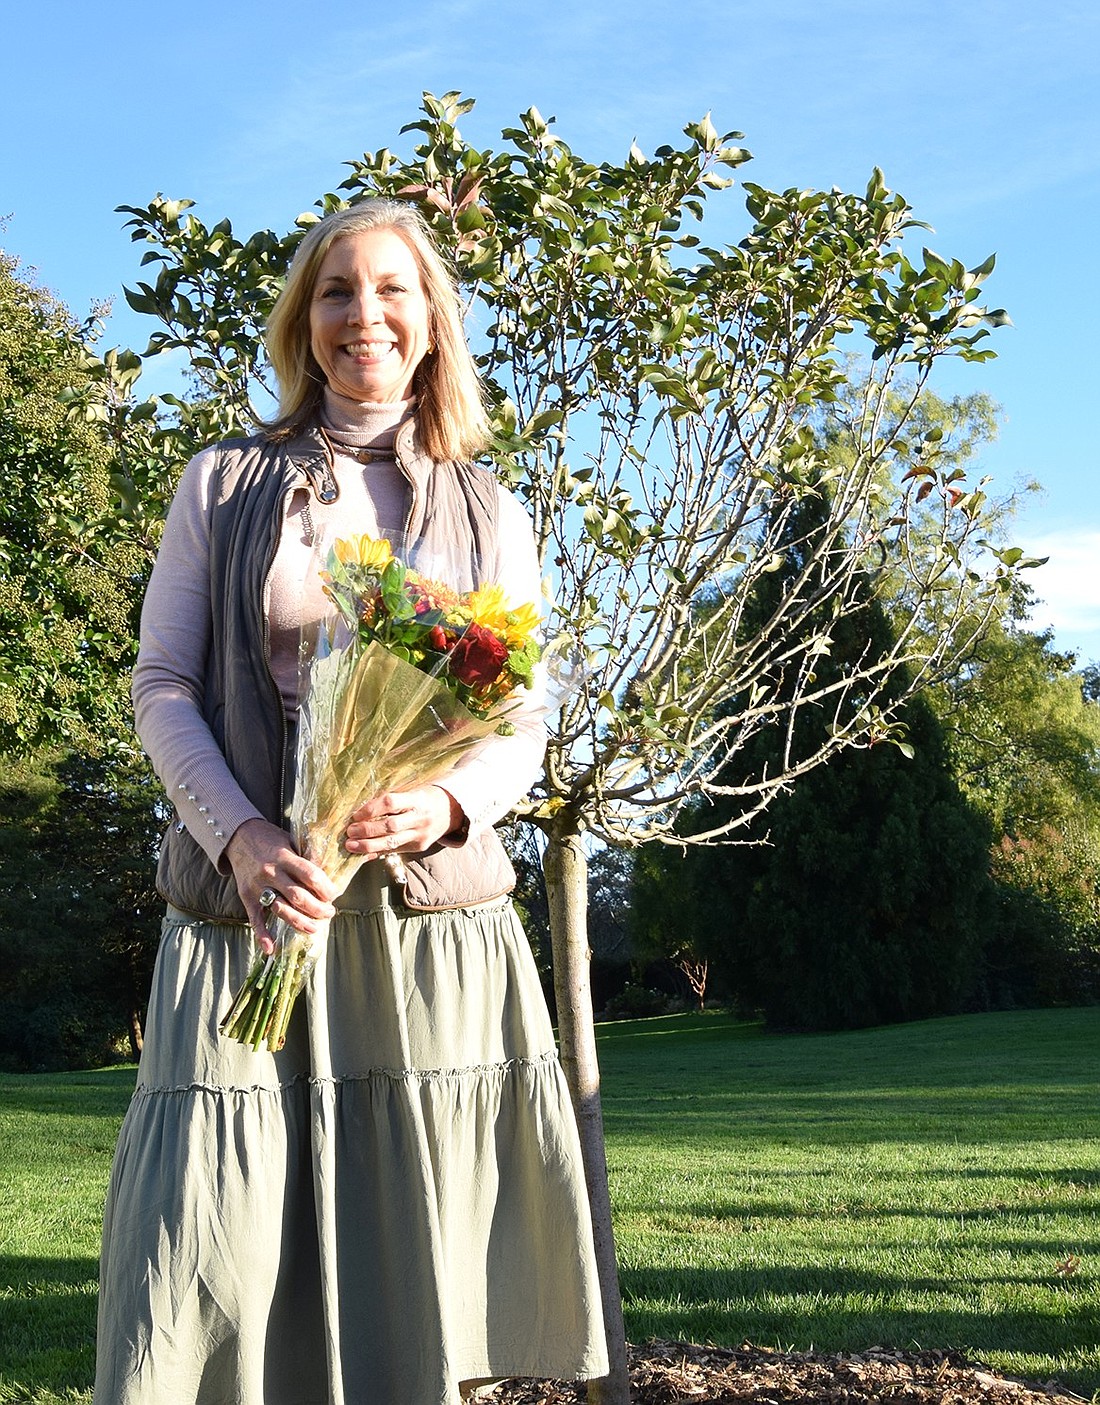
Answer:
[264,200,490,462]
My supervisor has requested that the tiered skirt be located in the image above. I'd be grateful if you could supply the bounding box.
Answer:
[94,873,607,1405]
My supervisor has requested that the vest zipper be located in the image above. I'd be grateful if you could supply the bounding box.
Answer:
[395,419,422,544]
[264,482,301,821]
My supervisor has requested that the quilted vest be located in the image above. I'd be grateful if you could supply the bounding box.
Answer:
[154,420,518,922]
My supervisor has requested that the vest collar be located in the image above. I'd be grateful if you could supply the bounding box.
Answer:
[282,417,442,543]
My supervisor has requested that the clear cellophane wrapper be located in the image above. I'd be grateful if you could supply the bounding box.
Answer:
[219,522,562,1053]
[219,633,506,1052]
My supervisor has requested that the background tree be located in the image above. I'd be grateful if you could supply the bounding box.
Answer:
[0,251,171,1064]
[106,92,1022,1403]
[0,750,162,1070]
[0,244,190,758]
[634,591,1100,1029]
[630,844,716,1010]
[503,826,639,1016]
[938,619,1100,840]
[671,686,993,1031]
[933,616,1100,1007]
[633,459,996,1031]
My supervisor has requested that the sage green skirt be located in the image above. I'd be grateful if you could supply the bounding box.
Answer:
[94,870,608,1405]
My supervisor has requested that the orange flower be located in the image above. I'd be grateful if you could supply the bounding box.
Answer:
[405,570,461,615]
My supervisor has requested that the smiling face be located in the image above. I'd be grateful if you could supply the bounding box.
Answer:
[308,227,432,404]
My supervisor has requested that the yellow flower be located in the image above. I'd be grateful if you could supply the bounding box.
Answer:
[502,600,541,649]
[332,535,394,571]
[465,584,511,633]
[464,587,540,648]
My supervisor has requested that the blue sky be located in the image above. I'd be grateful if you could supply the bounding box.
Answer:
[4,0,1098,657]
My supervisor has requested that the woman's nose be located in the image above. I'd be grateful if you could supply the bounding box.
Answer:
[347,288,384,326]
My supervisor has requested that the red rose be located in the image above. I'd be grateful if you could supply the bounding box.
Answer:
[448,624,508,688]
[428,624,448,651]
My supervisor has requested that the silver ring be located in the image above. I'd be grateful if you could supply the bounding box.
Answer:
[258,887,277,909]
[387,834,398,852]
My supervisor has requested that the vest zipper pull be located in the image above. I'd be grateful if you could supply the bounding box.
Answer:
[317,460,338,504]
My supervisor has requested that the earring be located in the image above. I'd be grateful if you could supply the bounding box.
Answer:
[426,341,435,355]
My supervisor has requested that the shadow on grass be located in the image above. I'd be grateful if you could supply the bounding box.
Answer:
[606,1098,1100,1147]
[0,1255,98,1397]
[665,1178,1100,1226]
[621,1263,1100,1395]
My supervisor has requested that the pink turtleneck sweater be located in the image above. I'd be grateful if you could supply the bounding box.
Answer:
[132,391,546,872]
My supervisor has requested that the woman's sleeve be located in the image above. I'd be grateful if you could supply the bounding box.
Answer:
[436,487,548,838]
[131,448,264,871]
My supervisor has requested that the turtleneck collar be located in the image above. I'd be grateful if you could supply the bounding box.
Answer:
[320,387,416,450]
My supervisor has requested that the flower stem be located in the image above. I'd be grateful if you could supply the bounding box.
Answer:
[266,944,304,1052]
[219,952,265,1036]
[249,964,283,1051]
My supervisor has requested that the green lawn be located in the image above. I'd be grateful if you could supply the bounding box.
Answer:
[0,1068,132,1404]
[1,1008,1098,1402]
[599,1007,1100,1398]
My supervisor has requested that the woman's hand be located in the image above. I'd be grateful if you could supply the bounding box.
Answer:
[344,785,463,859]
[225,817,338,946]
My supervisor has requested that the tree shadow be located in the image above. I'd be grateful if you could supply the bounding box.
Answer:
[669,1166,1100,1226]
[0,1254,99,1398]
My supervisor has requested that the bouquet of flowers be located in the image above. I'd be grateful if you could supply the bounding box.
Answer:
[219,534,543,1052]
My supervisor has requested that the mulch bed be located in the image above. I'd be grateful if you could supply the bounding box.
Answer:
[481,1340,1090,1404]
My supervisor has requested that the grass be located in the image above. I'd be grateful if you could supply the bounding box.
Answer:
[598,1007,1100,1398]
[0,1008,1097,1401]
[0,1068,133,1404]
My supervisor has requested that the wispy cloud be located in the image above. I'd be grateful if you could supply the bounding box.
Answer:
[1022,529,1100,660]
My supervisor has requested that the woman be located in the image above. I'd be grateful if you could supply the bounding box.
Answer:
[95,200,608,1405]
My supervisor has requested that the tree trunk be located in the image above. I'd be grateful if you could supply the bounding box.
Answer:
[543,817,632,1405]
[127,1006,144,1061]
